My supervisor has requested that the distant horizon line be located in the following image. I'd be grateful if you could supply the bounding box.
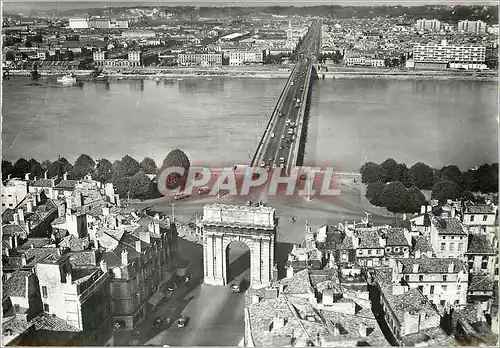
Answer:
[2,0,497,4]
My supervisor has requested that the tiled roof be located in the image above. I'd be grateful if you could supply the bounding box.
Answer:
[54,180,78,190]
[69,251,97,267]
[468,275,494,292]
[2,316,32,342]
[24,247,62,266]
[18,238,52,249]
[59,235,89,252]
[385,228,410,246]
[32,179,54,188]
[3,271,31,298]
[465,204,495,214]
[2,224,28,238]
[383,286,439,328]
[397,258,465,274]
[466,234,496,254]
[412,236,434,253]
[282,269,312,295]
[30,313,81,332]
[435,218,467,235]
[357,230,383,248]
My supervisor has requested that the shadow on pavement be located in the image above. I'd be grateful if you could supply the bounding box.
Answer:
[275,242,294,280]
[227,249,250,284]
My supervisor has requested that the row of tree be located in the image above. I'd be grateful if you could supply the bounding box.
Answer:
[2,149,191,200]
[361,159,498,210]
[366,181,426,213]
[360,159,498,193]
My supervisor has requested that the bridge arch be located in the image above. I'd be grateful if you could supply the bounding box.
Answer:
[202,204,276,288]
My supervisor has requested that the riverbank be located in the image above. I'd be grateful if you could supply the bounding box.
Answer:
[6,66,498,81]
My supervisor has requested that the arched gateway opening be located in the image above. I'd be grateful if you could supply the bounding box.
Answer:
[226,241,251,288]
[202,203,276,288]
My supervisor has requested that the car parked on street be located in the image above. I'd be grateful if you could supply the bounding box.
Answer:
[177,316,188,328]
[152,317,169,329]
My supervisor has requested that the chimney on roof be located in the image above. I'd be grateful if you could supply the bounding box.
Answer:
[448,263,455,273]
[13,235,18,249]
[33,176,37,182]
[25,275,29,299]
[420,205,426,214]
[21,254,27,266]
[359,324,368,338]
[114,194,121,208]
[332,324,340,336]
[63,172,68,181]
[135,240,142,253]
[66,272,72,284]
[65,197,72,215]
[427,205,431,213]
[102,207,110,216]
[273,317,285,330]
[25,173,30,181]
[44,171,48,179]
[75,192,83,207]
[415,250,421,259]
[27,200,33,213]
[13,212,19,225]
[4,247,9,257]
[121,249,128,265]
[58,202,66,218]
[412,263,419,273]
[7,174,11,180]
[315,333,321,346]
[100,260,107,272]
[18,209,25,223]
[379,236,386,248]
[30,244,34,249]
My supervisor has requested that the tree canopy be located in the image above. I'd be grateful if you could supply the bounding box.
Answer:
[129,171,152,199]
[47,158,73,179]
[114,155,140,178]
[360,162,384,184]
[432,180,461,203]
[93,158,113,184]
[379,181,409,213]
[409,162,434,190]
[163,149,190,170]
[72,154,96,179]
[140,157,157,174]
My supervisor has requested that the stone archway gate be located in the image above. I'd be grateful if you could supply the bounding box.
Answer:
[201,203,276,288]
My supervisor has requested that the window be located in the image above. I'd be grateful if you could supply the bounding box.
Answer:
[376,249,381,255]
[470,215,475,222]
[42,286,48,298]
[443,275,448,282]
[405,275,410,281]
[442,285,448,291]
[440,243,446,251]
[44,304,50,312]
[430,285,435,294]
[419,275,424,282]
[394,247,400,253]
[368,250,372,255]
[483,215,488,222]
[458,243,464,251]
[449,243,455,252]
[418,285,423,292]
[440,300,446,306]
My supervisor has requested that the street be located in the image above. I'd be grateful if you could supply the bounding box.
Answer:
[138,238,250,346]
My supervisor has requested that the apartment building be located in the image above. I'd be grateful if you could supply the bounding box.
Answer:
[413,40,487,69]
[177,51,222,66]
[228,49,265,66]
[69,18,89,29]
[464,234,498,278]
[93,50,142,68]
[1,177,29,212]
[458,20,487,33]
[462,203,498,234]
[36,253,113,345]
[353,228,386,267]
[372,268,450,346]
[390,257,468,309]
[99,215,178,331]
[430,217,468,258]
[345,55,385,67]
[122,30,156,38]
[416,19,442,32]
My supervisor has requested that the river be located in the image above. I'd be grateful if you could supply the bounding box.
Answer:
[2,76,498,172]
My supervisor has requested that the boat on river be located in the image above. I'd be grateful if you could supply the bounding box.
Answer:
[57,73,76,84]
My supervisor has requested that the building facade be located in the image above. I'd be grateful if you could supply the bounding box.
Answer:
[391,258,468,309]
[413,41,487,69]
[177,52,222,66]
[416,19,442,32]
[36,254,113,345]
[228,49,265,66]
[458,20,487,33]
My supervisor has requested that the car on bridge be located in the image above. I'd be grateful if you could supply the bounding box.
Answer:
[177,316,189,328]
